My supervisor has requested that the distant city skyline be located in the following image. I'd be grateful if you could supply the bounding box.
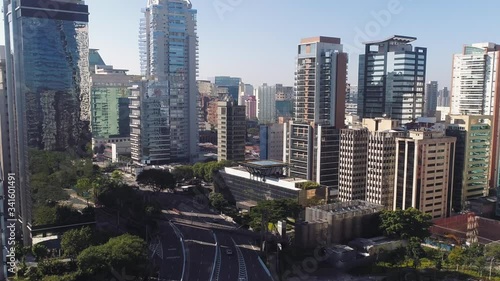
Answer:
[2,0,500,87]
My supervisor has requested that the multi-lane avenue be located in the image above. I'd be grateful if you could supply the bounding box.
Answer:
[148,190,274,281]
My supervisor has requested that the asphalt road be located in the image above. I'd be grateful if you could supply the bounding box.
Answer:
[157,221,183,281]
[176,223,216,281]
[215,230,240,281]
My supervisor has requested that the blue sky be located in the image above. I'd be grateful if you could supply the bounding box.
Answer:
[2,0,500,88]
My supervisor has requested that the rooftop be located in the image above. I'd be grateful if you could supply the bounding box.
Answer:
[364,35,417,45]
[300,36,341,44]
[308,200,384,215]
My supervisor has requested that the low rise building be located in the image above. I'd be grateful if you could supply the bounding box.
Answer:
[295,200,384,249]
[216,161,329,206]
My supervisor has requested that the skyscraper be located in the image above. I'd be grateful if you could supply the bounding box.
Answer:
[285,36,347,189]
[438,87,450,107]
[338,128,368,201]
[217,98,246,162]
[91,65,138,142]
[3,0,90,245]
[257,83,277,124]
[140,0,199,163]
[425,81,438,117]
[215,76,243,104]
[450,43,500,189]
[358,35,427,124]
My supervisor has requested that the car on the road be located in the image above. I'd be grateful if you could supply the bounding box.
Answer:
[225,249,233,255]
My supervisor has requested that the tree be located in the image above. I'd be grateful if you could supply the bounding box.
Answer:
[209,192,228,211]
[405,237,425,268]
[110,170,124,184]
[136,169,176,192]
[77,234,148,279]
[61,227,94,259]
[32,244,48,261]
[249,199,302,231]
[75,178,93,195]
[379,208,433,241]
[463,243,486,274]
[447,247,464,271]
[172,166,194,182]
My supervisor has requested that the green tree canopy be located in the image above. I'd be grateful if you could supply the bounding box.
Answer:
[136,169,176,192]
[379,208,433,241]
[61,227,95,259]
[77,234,148,279]
[209,192,228,211]
[32,243,48,261]
[172,165,194,182]
[249,199,302,231]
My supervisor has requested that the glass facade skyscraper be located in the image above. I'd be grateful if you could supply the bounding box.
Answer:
[3,0,90,246]
[139,0,199,163]
[357,35,427,124]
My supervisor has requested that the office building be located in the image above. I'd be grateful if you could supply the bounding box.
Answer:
[244,84,254,97]
[91,65,137,142]
[338,128,369,201]
[438,87,450,107]
[425,81,438,117]
[215,76,243,104]
[260,123,284,161]
[140,0,199,163]
[217,161,329,206]
[217,98,246,162]
[245,96,257,120]
[276,84,294,118]
[129,81,171,164]
[3,0,90,246]
[394,131,456,219]
[447,115,492,212]
[358,35,427,124]
[257,83,277,124]
[285,36,347,189]
[89,49,106,73]
[450,43,500,190]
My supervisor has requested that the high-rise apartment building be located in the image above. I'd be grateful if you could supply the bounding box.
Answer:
[338,118,402,209]
[140,0,199,163]
[365,123,403,210]
[91,65,137,142]
[394,131,456,219]
[358,35,427,124]
[450,43,500,189]
[285,36,347,189]
[425,81,438,117]
[217,98,246,162]
[446,115,492,212]
[338,128,368,201]
[3,0,90,245]
[257,83,277,124]
[276,84,294,119]
[129,81,171,164]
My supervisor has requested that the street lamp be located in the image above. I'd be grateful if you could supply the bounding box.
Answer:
[490,257,495,280]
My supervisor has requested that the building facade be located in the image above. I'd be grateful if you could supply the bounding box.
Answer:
[140,0,199,163]
[3,0,90,247]
[217,99,246,162]
[438,87,450,107]
[446,115,492,212]
[91,65,136,142]
[394,131,456,219]
[257,83,277,124]
[215,76,243,104]
[425,81,438,117]
[450,43,500,190]
[260,123,284,161]
[338,128,369,201]
[129,81,171,164]
[245,96,257,120]
[285,36,347,190]
[358,35,426,124]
